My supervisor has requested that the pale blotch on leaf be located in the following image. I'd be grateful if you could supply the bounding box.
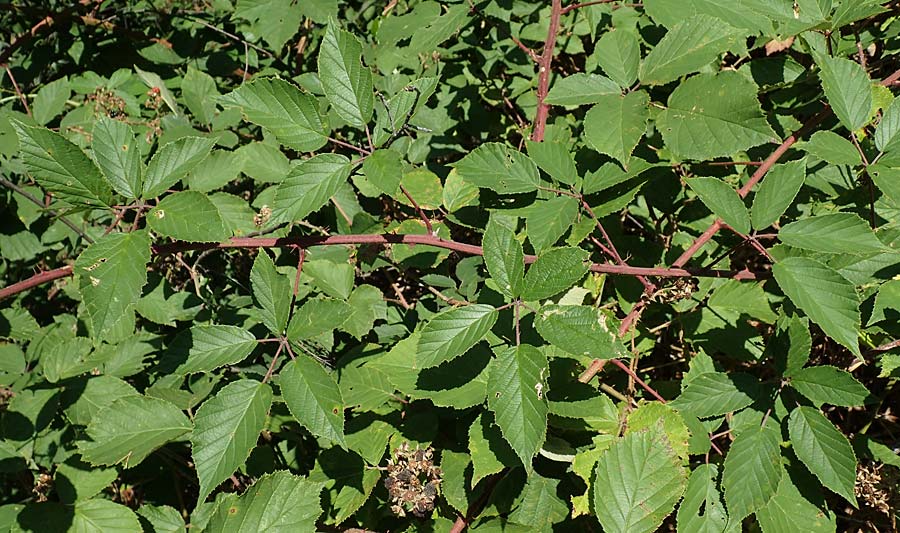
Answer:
[90,276,101,287]
[155,209,165,219]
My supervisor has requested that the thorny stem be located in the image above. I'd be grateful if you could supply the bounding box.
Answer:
[608,358,666,403]
[530,0,562,141]
[514,300,521,346]
[327,136,371,155]
[0,233,768,302]
[582,199,655,294]
[399,184,434,235]
[0,177,94,243]
[560,0,631,14]
[262,341,285,383]
[4,66,30,115]
[618,108,832,337]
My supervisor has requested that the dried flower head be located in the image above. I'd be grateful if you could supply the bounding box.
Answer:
[32,472,52,502]
[384,442,442,518]
[855,461,898,515]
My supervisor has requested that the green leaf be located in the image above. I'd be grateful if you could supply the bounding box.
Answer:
[756,470,837,533]
[594,30,640,89]
[508,475,569,529]
[142,137,216,198]
[779,213,885,254]
[670,372,758,418]
[526,196,578,254]
[676,464,728,533]
[486,345,549,470]
[251,251,292,335]
[271,154,352,224]
[453,142,541,194]
[12,121,112,207]
[643,0,772,32]
[469,412,519,486]
[870,164,900,204]
[309,448,380,524]
[318,22,374,127]
[164,325,257,375]
[206,471,322,532]
[232,0,303,51]
[305,259,354,299]
[147,191,230,242]
[708,279,777,323]
[593,429,687,533]
[192,379,273,503]
[545,74,621,106]
[483,215,525,299]
[442,168,480,212]
[72,499,142,533]
[583,91,649,168]
[287,298,352,339]
[279,357,346,447]
[639,15,743,85]
[32,76,71,125]
[362,149,402,196]
[417,304,497,368]
[722,424,783,522]
[870,279,900,325]
[751,159,806,230]
[137,504,185,533]
[78,395,191,468]
[788,406,857,505]
[53,460,110,505]
[182,65,217,125]
[75,231,151,342]
[534,305,629,359]
[525,140,577,186]
[874,96,900,153]
[372,76,439,146]
[684,177,751,234]
[657,72,777,159]
[63,376,139,426]
[816,55,873,132]
[91,117,142,199]
[802,131,861,166]
[522,247,590,301]
[788,365,869,407]
[342,285,384,338]
[772,257,861,357]
[219,77,327,152]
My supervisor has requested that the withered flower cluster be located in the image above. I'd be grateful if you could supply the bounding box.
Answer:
[383,442,442,518]
[855,462,899,515]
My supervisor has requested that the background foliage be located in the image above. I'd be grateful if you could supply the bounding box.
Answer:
[1,0,900,531]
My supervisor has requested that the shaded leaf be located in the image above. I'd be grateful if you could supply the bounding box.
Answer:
[788,406,857,505]
[657,72,776,159]
[772,257,860,357]
[684,177,751,234]
[13,121,112,207]
[219,77,327,152]
[148,191,230,242]
[593,428,687,533]
[279,357,346,447]
[318,22,374,127]
[192,379,273,503]
[722,424,783,522]
[417,304,497,368]
[487,345,549,470]
[78,395,191,468]
[453,143,541,194]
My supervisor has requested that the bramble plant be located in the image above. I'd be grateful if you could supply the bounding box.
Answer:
[1,0,900,531]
